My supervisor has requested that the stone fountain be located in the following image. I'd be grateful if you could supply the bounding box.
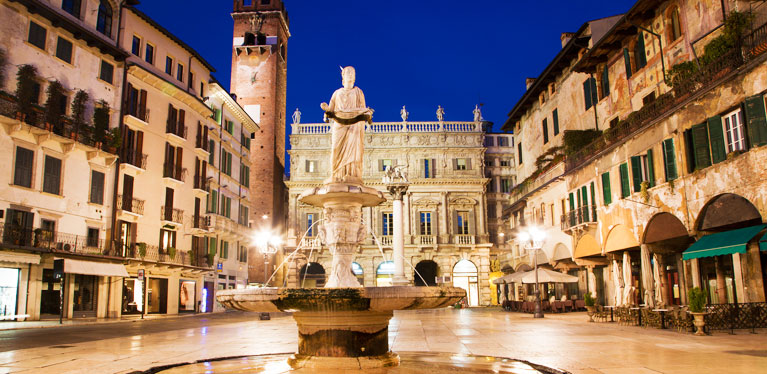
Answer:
[148,68,564,374]
[216,66,465,369]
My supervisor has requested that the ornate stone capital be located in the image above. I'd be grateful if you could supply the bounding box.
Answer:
[386,183,409,201]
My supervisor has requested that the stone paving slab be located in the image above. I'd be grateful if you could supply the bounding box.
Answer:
[0,308,766,373]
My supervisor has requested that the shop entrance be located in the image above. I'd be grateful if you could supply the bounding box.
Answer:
[147,278,168,314]
[122,278,143,315]
[40,269,61,317]
[179,280,196,313]
[0,268,19,318]
[453,260,479,306]
[72,274,98,318]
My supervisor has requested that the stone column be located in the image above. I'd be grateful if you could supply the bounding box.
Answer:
[388,183,409,286]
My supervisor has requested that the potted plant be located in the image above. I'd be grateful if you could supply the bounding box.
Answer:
[688,287,707,335]
[206,247,216,266]
[137,242,147,258]
[43,80,66,134]
[93,100,110,149]
[0,48,6,88]
[107,127,122,153]
[167,246,177,260]
[14,64,38,123]
[584,292,596,322]
[70,89,88,141]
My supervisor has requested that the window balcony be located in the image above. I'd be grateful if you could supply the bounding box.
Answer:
[193,175,210,194]
[117,194,145,215]
[417,235,436,245]
[163,163,187,183]
[561,205,598,234]
[454,235,475,245]
[0,225,116,257]
[192,215,210,231]
[161,206,184,224]
[195,132,209,157]
[122,148,147,171]
[377,236,393,246]
[299,237,321,249]
[124,243,199,267]
[165,122,187,143]
[124,108,150,130]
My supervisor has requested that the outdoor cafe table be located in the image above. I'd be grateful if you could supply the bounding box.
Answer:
[653,308,669,329]
[604,305,615,322]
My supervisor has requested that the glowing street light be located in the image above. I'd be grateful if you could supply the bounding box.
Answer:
[253,230,282,285]
[517,226,546,318]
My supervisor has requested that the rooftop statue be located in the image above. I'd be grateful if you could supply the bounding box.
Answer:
[320,66,374,185]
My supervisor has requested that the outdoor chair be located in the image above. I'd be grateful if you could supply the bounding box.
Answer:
[594,305,607,322]
[563,300,573,312]
[575,299,585,311]
[615,307,628,325]
[552,301,563,313]
[676,307,694,333]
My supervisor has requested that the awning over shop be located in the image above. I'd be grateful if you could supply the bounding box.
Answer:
[62,258,129,277]
[0,251,40,264]
[574,234,601,259]
[682,224,766,261]
[759,232,767,251]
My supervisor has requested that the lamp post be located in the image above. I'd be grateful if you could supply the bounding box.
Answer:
[254,230,282,285]
[517,226,546,318]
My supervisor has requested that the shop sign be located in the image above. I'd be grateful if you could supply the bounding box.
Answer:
[217,262,223,272]
[137,269,145,281]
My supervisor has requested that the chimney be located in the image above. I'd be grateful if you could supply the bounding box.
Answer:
[525,78,536,90]
[561,32,575,48]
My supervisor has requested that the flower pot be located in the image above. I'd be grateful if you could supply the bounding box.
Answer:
[585,305,596,322]
[691,312,707,336]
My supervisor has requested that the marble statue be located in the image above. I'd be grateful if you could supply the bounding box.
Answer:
[321,66,374,185]
[473,104,482,122]
[400,105,409,122]
[436,105,445,122]
[292,107,301,124]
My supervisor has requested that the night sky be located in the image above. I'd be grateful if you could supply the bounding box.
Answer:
[135,0,635,135]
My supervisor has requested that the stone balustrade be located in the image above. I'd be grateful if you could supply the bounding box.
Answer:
[292,121,482,135]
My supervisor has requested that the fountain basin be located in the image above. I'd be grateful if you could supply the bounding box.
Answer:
[216,287,465,368]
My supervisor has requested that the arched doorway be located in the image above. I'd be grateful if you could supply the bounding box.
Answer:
[414,260,438,286]
[376,261,394,287]
[643,212,691,305]
[299,262,325,288]
[453,260,479,306]
[351,262,364,286]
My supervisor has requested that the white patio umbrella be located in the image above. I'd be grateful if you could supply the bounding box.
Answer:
[612,259,623,307]
[520,268,578,284]
[492,271,527,284]
[622,251,633,305]
[653,254,664,307]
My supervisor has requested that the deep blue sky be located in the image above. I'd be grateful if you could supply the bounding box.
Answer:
[135,1,635,132]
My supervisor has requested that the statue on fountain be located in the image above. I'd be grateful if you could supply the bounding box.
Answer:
[321,66,374,185]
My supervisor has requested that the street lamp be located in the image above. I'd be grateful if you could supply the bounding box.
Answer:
[254,230,282,285]
[517,226,546,318]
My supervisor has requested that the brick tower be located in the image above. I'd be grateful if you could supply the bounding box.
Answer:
[230,0,289,282]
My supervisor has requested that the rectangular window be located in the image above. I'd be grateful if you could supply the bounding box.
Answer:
[485,159,493,167]
[86,227,99,247]
[423,159,435,178]
[43,155,62,195]
[601,172,612,205]
[517,142,523,164]
[500,178,511,193]
[239,204,249,225]
[225,120,234,134]
[420,212,432,235]
[691,122,712,169]
[379,159,393,172]
[159,229,176,252]
[176,63,184,82]
[220,241,229,259]
[131,35,141,56]
[99,60,114,84]
[635,33,647,70]
[630,155,652,192]
[455,158,467,170]
[500,159,510,167]
[619,163,630,198]
[307,213,315,237]
[305,160,316,173]
[145,43,155,64]
[208,189,218,213]
[13,146,34,188]
[456,211,470,235]
[498,137,509,147]
[55,37,73,63]
[62,0,82,17]
[484,137,495,147]
[165,56,173,75]
[723,109,746,153]
[208,139,215,165]
[745,94,767,146]
[601,64,610,98]
[223,196,232,218]
[662,138,678,181]
[241,165,250,187]
[542,118,549,144]
[623,47,632,78]
[90,170,105,204]
[382,212,393,236]
[552,109,560,135]
[28,21,47,50]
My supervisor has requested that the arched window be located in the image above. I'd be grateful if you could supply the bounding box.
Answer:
[669,7,682,42]
[97,0,113,37]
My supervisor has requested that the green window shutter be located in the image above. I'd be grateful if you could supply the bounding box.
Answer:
[646,149,655,187]
[691,123,712,169]
[583,79,593,110]
[630,156,642,192]
[623,48,632,78]
[745,95,767,146]
[590,78,598,106]
[590,182,597,221]
[707,116,726,163]
[662,138,678,181]
[552,109,560,135]
[214,108,221,124]
[601,64,610,97]
[601,172,612,206]
[581,185,589,222]
[542,118,549,144]
[636,33,647,69]
[619,163,630,198]
[568,192,575,211]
